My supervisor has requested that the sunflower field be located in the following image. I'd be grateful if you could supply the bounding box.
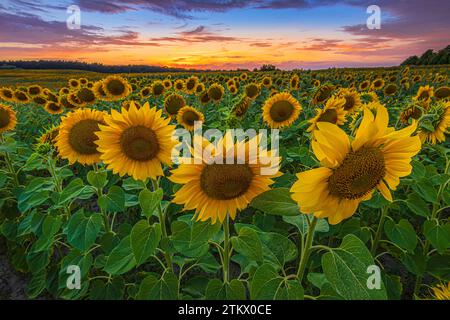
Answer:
[0,66,449,301]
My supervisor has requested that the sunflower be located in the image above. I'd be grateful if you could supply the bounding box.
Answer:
[13,90,30,103]
[195,83,205,95]
[371,78,385,91]
[199,91,211,104]
[140,86,151,99]
[228,85,238,95]
[383,83,398,96]
[76,87,97,105]
[262,76,272,88]
[307,96,347,133]
[417,102,450,144]
[185,76,198,94]
[0,87,15,102]
[163,79,172,90]
[227,79,236,90]
[0,104,17,133]
[174,79,185,91]
[412,75,422,83]
[177,106,205,131]
[245,83,260,100]
[290,104,421,225]
[122,100,142,110]
[431,282,450,300]
[44,101,64,114]
[67,92,86,108]
[164,93,186,117]
[208,83,225,102]
[68,79,80,90]
[59,95,79,110]
[95,102,176,181]
[79,78,88,86]
[102,76,130,101]
[359,80,370,91]
[399,105,422,125]
[151,80,165,97]
[27,85,43,96]
[32,95,47,106]
[290,74,300,90]
[361,92,379,104]
[240,73,248,81]
[38,125,59,146]
[312,84,335,105]
[434,86,450,101]
[337,88,362,114]
[92,81,107,100]
[414,85,434,103]
[262,92,302,129]
[46,92,59,103]
[55,108,106,165]
[59,87,70,96]
[232,95,252,118]
[169,134,281,223]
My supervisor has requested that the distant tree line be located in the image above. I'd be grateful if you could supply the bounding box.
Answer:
[0,60,199,73]
[401,45,450,66]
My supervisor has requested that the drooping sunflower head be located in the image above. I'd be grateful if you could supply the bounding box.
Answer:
[95,102,177,181]
[431,282,450,300]
[417,101,450,144]
[102,76,130,101]
[177,106,205,131]
[199,91,211,105]
[337,88,362,114]
[291,104,421,225]
[290,74,300,90]
[44,101,64,115]
[169,134,281,223]
[0,104,17,133]
[434,86,450,101]
[185,76,199,94]
[263,92,302,129]
[399,104,423,125]
[56,108,107,165]
[164,93,186,117]
[312,84,335,105]
[244,83,260,100]
[207,83,225,102]
[414,85,434,103]
[38,125,60,146]
[13,90,30,103]
[0,87,15,102]
[383,83,398,96]
[151,80,165,97]
[232,95,252,118]
[59,95,79,110]
[76,87,97,105]
[307,96,347,133]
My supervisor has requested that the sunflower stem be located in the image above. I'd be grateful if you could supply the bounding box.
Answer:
[93,164,110,232]
[222,214,231,284]
[152,179,173,272]
[0,134,19,188]
[296,216,318,283]
[371,205,389,255]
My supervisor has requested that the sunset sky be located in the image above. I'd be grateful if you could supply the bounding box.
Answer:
[1,0,449,70]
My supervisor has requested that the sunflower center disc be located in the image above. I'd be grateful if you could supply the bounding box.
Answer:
[200,164,253,200]
[328,147,385,200]
[106,80,125,96]
[0,108,11,128]
[182,111,199,126]
[343,95,355,110]
[317,109,338,123]
[208,87,222,100]
[270,100,294,122]
[120,126,159,161]
[68,119,102,155]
